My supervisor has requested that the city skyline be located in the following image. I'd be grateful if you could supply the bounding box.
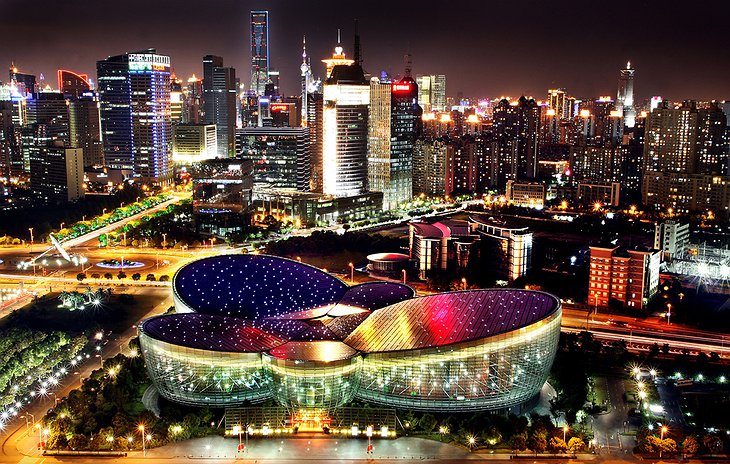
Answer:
[2,0,729,101]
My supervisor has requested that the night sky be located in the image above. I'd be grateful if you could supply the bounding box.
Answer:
[2,0,729,101]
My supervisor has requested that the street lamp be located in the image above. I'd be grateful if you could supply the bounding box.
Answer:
[563,425,569,442]
[28,228,34,254]
[138,425,146,456]
[348,262,354,283]
[366,425,373,454]
[162,233,167,248]
[666,304,672,325]
[461,277,467,290]
[60,222,64,230]
[660,426,668,458]
[402,268,407,284]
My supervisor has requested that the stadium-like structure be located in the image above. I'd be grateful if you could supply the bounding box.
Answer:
[139,255,561,413]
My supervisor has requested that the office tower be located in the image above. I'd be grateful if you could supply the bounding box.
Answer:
[588,244,660,310]
[416,75,447,112]
[24,92,70,144]
[547,88,568,119]
[506,180,546,208]
[202,55,237,157]
[368,62,420,210]
[616,61,636,128]
[97,49,172,181]
[492,97,541,186]
[69,95,104,167]
[9,66,36,96]
[57,70,91,98]
[236,127,310,191]
[307,92,324,192]
[170,76,185,124]
[29,142,84,203]
[250,10,270,96]
[413,138,448,196]
[191,158,254,235]
[644,101,728,175]
[269,102,298,127]
[322,38,369,197]
[172,124,217,163]
[186,74,203,124]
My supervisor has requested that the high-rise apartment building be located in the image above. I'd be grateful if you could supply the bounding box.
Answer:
[250,10,270,96]
[654,220,690,261]
[202,55,237,158]
[588,245,660,310]
[322,42,369,197]
[547,88,569,119]
[616,62,636,128]
[97,49,172,181]
[413,138,448,196]
[236,126,310,191]
[492,97,541,186]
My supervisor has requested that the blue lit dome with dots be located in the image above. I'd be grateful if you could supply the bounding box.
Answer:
[139,254,562,412]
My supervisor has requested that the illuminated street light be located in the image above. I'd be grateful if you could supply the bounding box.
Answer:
[138,425,146,456]
[563,425,569,442]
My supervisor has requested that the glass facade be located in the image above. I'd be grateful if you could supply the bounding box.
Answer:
[356,309,560,411]
[139,336,270,407]
[140,255,561,413]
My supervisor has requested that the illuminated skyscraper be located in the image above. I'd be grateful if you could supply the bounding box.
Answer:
[250,10,270,96]
[616,61,636,128]
[322,37,369,197]
[170,75,185,124]
[202,55,237,157]
[492,97,541,186]
[9,65,36,96]
[97,49,172,181]
[368,57,421,210]
[416,75,446,112]
[547,88,568,119]
[186,74,203,124]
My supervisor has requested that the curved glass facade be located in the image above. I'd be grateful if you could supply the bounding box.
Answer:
[140,255,562,412]
[139,335,270,406]
[356,309,561,410]
[263,355,362,410]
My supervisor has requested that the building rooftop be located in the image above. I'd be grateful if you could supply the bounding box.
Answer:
[268,341,358,363]
[345,289,560,353]
[410,220,471,238]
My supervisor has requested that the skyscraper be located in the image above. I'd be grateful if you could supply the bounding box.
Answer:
[368,57,420,210]
[236,126,310,191]
[97,49,172,181]
[57,69,91,98]
[9,65,36,96]
[616,62,636,128]
[547,88,568,119]
[492,97,541,186]
[322,38,369,197]
[416,75,446,112]
[250,10,270,96]
[202,55,237,157]
[69,95,104,167]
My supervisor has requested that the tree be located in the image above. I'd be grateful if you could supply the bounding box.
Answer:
[510,433,528,452]
[131,273,141,281]
[91,273,101,279]
[682,436,699,457]
[68,434,89,450]
[146,274,156,281]
[527,434,548,454]
[419,413,437,434]
[548,437,568,453]
[159,275,170,282]
[483,426,502,447]
[567,437,586,454]
[104,272,113,280]
[703,435,724,454]
[117,271,126,280]
[76,273,87,282]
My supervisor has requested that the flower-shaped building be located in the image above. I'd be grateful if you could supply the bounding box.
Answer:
[139,255,561,412]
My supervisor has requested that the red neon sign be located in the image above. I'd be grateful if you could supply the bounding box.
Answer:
[270,104,289,112]
[391,83,412,93]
